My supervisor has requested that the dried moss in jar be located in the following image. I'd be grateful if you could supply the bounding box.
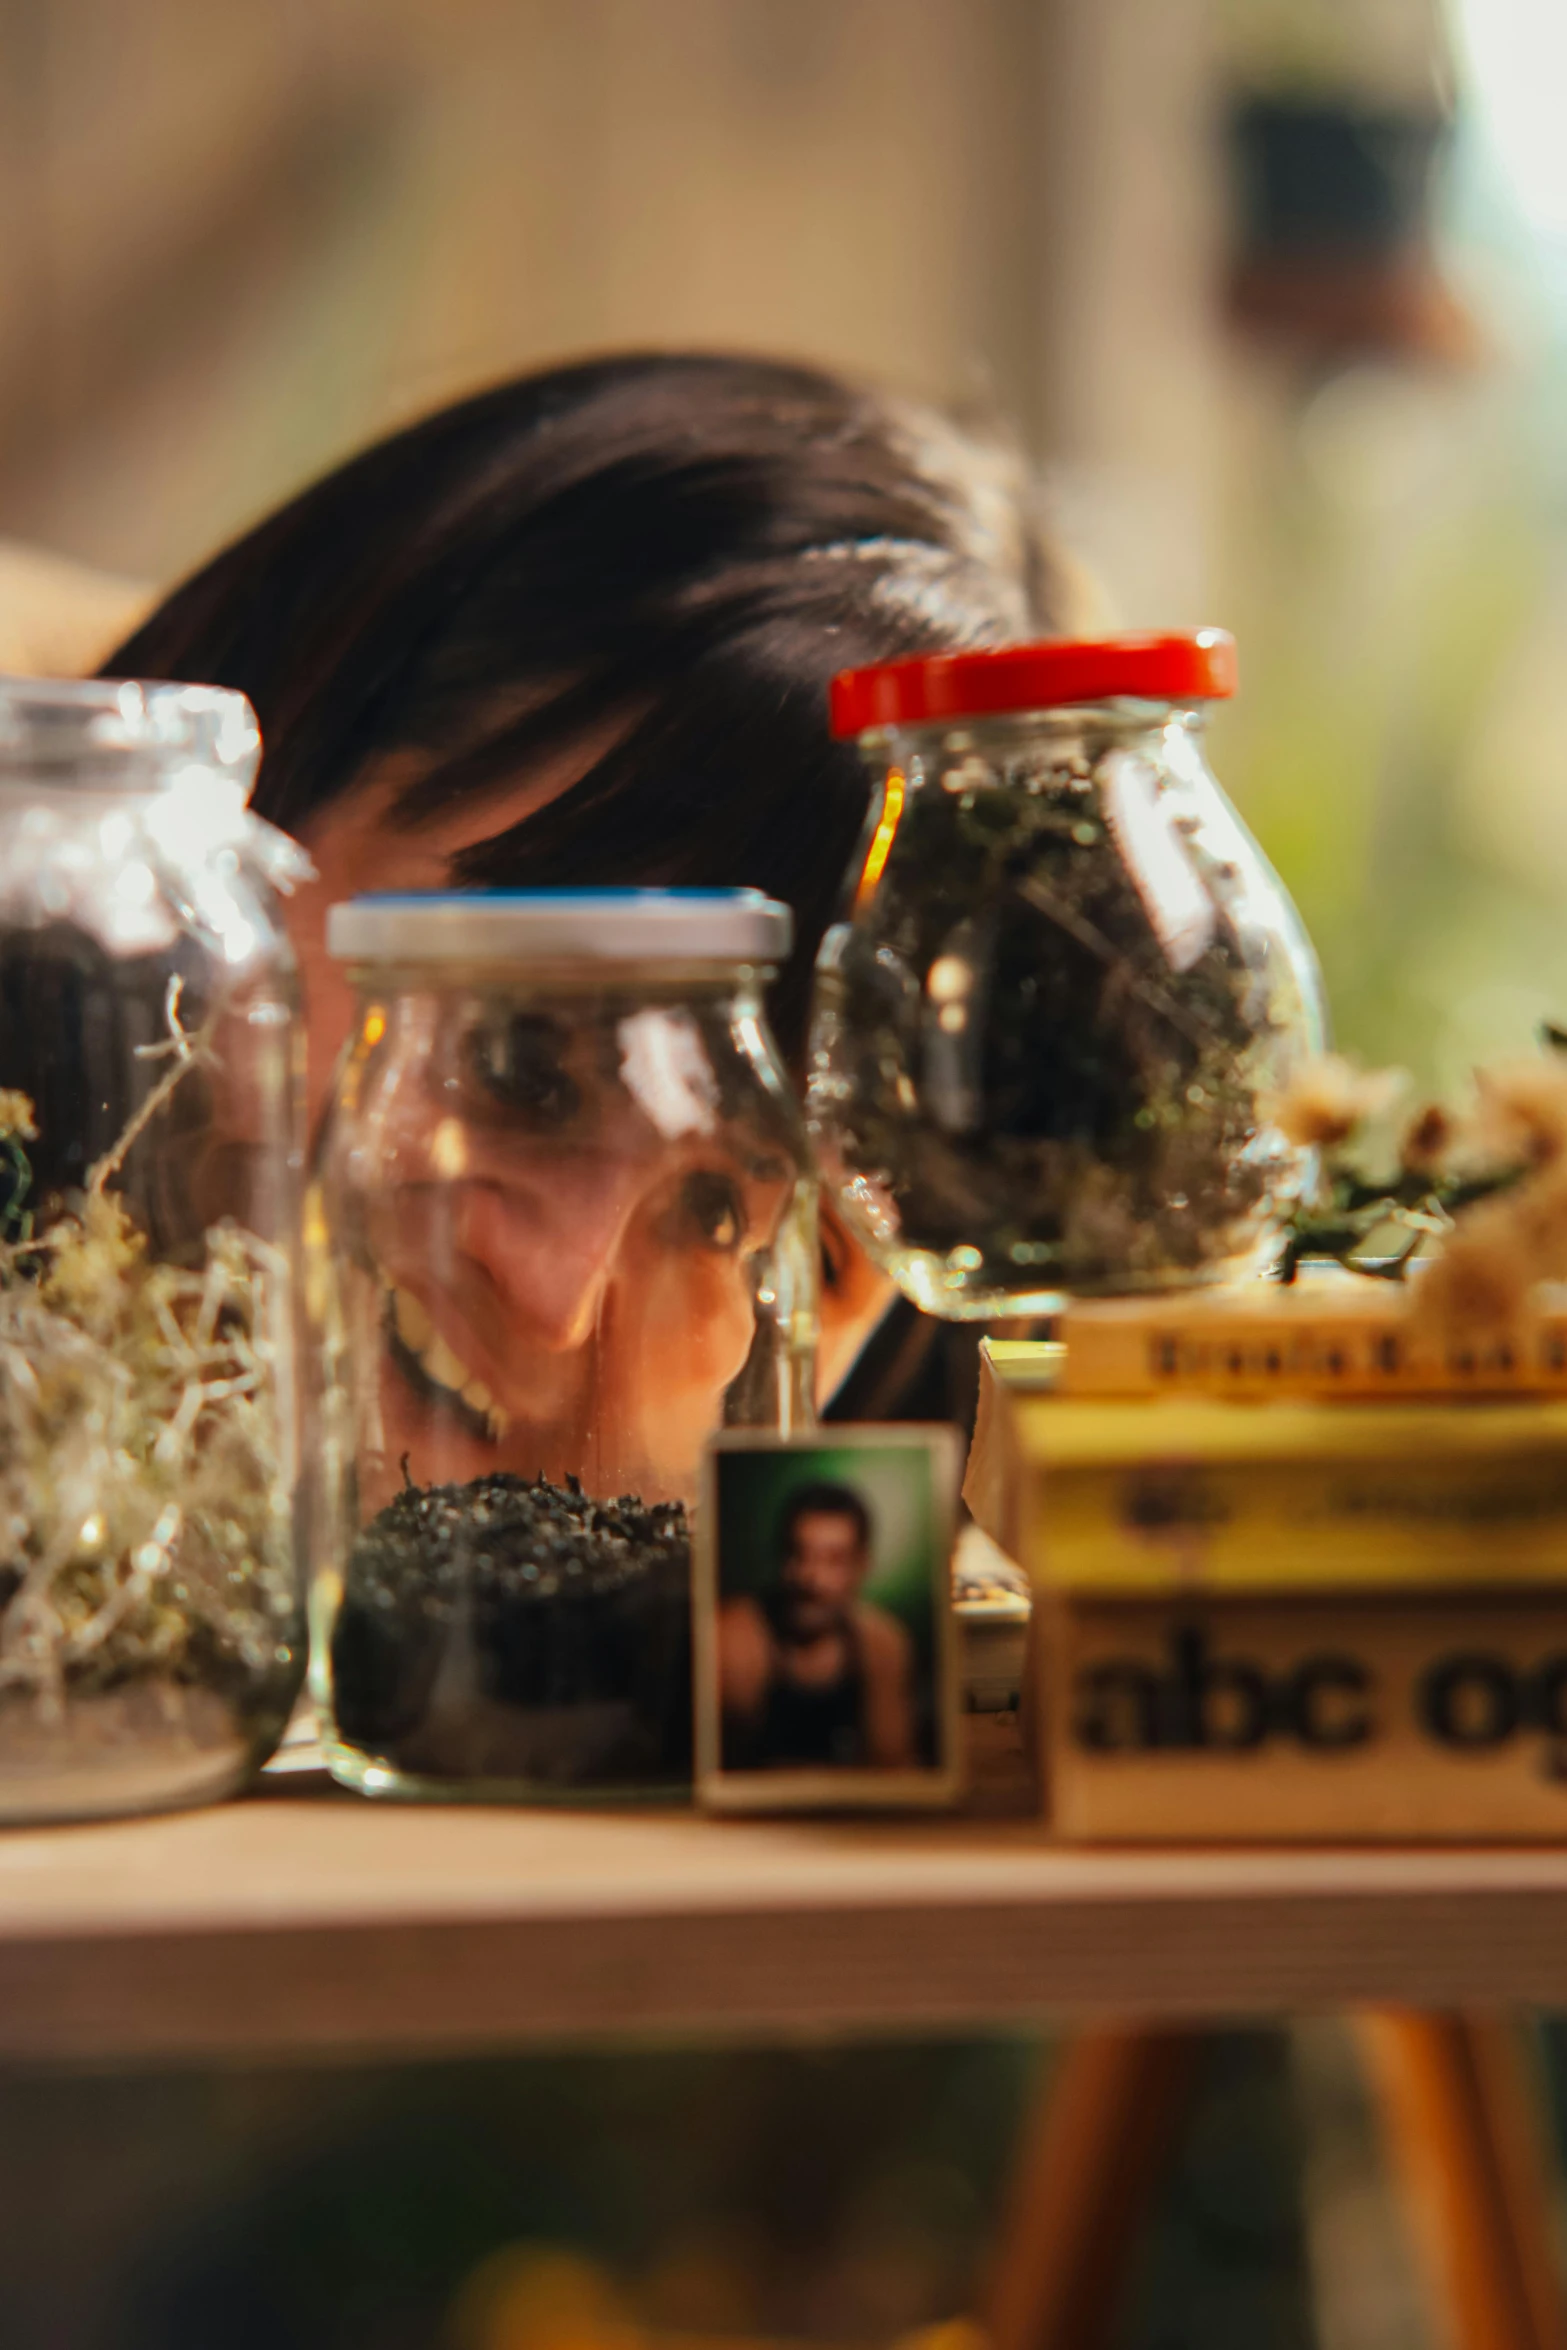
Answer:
[808,634,1325,1317]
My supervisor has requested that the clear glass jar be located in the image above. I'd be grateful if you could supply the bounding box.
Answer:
[0,678,309,1821]
[807,633,1325,1318]
[311,890,816,1801]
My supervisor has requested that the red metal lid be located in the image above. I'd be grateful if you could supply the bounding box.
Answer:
[829,630,1238,737]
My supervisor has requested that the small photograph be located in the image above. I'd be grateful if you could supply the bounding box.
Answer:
[695,1426,961,1810]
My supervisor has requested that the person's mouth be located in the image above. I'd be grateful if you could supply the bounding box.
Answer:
[382,1281,511,1444]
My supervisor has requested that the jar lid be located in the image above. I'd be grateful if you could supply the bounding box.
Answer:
[0,677,261,790]
[829,630,1238,736]
[326,888,794,965]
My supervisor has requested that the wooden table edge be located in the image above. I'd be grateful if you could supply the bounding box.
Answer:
[2,1792,1567,2061]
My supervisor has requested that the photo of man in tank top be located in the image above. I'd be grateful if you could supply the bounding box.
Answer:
[718,1482,917,1771]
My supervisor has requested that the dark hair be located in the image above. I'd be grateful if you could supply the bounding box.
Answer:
[777,1479,872,1559]
[104,351,1076,1053]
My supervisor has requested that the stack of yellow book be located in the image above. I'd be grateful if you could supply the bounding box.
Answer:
[965,1285,1567,1841]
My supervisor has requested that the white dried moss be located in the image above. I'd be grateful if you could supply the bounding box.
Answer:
[0,989,295,1721]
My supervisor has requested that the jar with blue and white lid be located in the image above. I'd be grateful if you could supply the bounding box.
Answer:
[312,887,815,1800]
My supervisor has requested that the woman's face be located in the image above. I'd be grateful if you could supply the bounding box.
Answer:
[289,753,893,1493]
[332,989,801,1510]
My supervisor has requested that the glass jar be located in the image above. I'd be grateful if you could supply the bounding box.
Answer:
[312,889,815,1801]
[807,633,1325,1318]
[0,678,309,1822]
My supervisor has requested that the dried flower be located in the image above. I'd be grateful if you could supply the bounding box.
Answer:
[0,1091,37,1142]
[1268,1054,1405,1150]
[1502,1160,1567,1283]
[1276,1031,1567,1310]
[1410,1146,1567,1345]
[1413,1199,1535,1341]
[1469,1059,1567,1170]
[1399,1102,1456,1179]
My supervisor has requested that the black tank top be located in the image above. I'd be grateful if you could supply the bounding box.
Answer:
[751,1596,866,1767]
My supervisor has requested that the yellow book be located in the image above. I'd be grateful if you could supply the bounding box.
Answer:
[1053,1282,1567,1401]
[968,1356,1567,1595]
[966,1312,1567,1840]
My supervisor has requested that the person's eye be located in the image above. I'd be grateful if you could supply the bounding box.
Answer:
[678,1169,747,1254]
[464,1013,581,1131]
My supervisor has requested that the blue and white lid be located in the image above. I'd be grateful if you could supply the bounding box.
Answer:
[326,888,794,965]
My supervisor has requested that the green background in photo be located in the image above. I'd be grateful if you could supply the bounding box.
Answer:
[714,1440,942,1674]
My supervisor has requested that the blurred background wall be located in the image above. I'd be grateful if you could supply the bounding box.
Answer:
[4,0,1565,1085]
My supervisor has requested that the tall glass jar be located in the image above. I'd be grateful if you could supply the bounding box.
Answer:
[0,678,309,1822]
[312,890,815,1801]
[808,633,1326,1318]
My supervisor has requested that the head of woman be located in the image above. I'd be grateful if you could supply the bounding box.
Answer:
[107,351,1088,1495]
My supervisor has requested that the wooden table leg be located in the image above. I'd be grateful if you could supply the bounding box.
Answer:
[986,2024,1199,2350]
[1356,2013,1567,2350]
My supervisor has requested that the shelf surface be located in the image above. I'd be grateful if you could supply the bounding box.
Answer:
[3,1761,1567,2062]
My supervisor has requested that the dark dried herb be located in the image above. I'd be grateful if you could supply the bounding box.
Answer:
[810,745,1291,1308]
[331,1472,693,1793]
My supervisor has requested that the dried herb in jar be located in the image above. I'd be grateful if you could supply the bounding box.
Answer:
[330,1471,692,1791]
[811,740,1292,1309]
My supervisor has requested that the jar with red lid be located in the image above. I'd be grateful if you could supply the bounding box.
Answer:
[807,633,1325,1316]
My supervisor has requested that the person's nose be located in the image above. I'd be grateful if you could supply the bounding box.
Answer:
[452,1154,647,1351]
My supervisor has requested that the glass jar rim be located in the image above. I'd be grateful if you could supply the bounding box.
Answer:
[327,888,793,966]
[0,677,261,792]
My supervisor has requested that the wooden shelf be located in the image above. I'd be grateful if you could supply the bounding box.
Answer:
[3,1764,1567,2063]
